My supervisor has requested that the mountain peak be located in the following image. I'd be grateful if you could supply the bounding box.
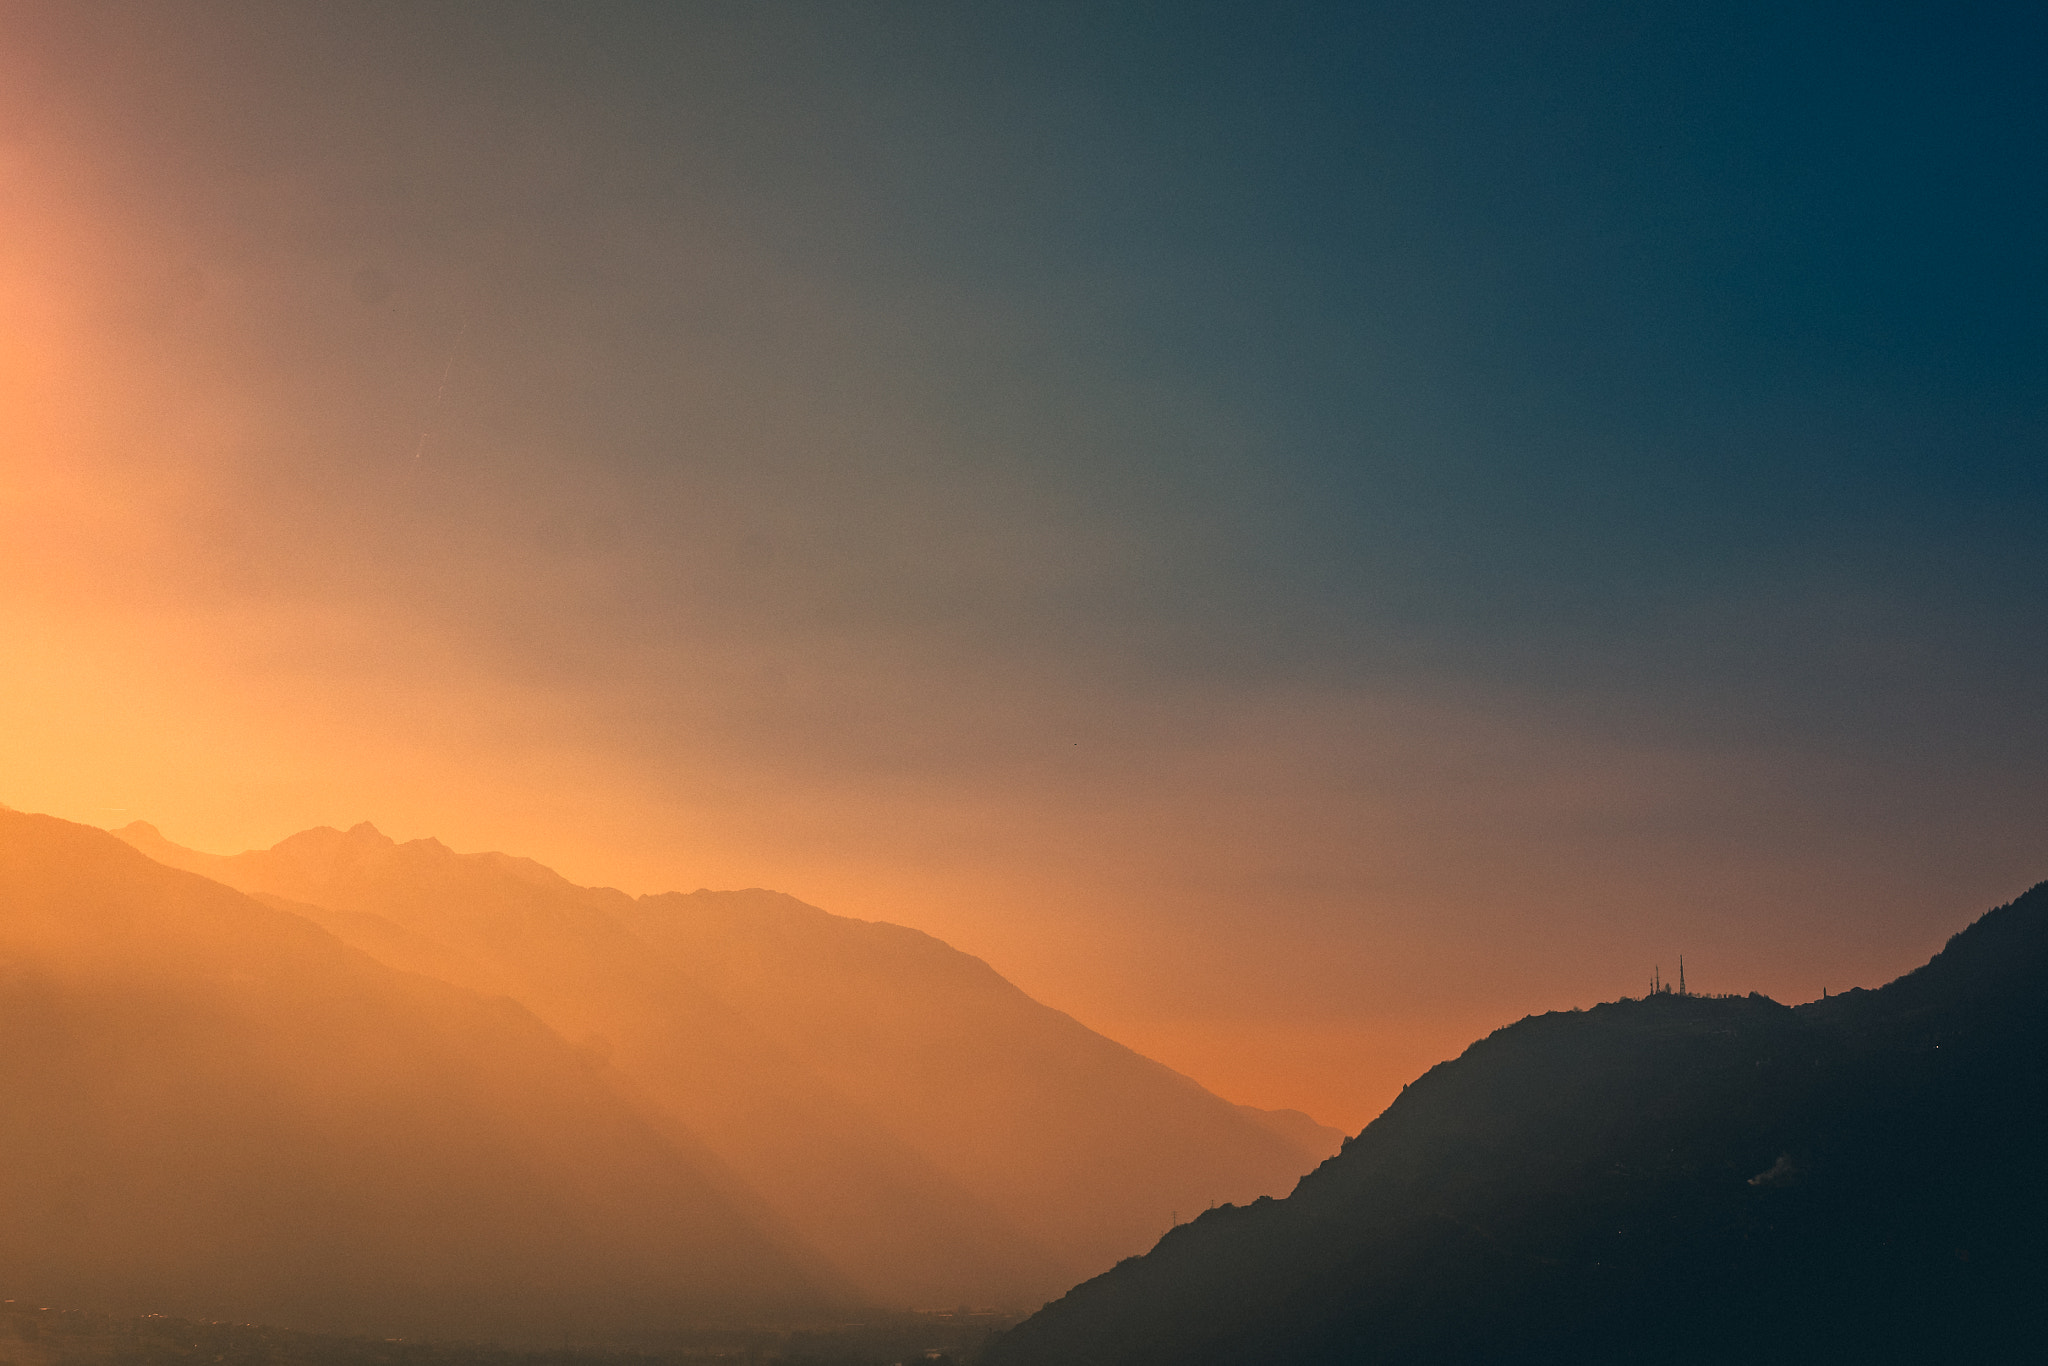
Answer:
[0,810,849,1336]
[94,807,1338,1310]
[264,822,400,863]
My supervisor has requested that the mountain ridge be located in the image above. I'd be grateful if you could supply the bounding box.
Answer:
[110,818,1340,1307]
[985,883,2048,1364]
[0,809,851,1341]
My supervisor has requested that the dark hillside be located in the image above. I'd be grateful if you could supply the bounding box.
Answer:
[986,887,2048,1365]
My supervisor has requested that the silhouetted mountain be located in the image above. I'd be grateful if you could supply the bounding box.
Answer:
[0,811,847,1341]
[113,821,1329,1308]
[1233,1103,1344,1160]
[986,887,2048,1365]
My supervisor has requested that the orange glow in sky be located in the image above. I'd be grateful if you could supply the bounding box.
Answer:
[5,7,2041,1135]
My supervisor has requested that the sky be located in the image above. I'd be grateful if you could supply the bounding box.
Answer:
[4,1,2046,1128]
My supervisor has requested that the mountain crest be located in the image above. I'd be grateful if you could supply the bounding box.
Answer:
[103,814,1336,1310]
[986,884,2048,1365]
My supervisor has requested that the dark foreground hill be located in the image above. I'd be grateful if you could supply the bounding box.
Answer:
[986,887,2048,1365]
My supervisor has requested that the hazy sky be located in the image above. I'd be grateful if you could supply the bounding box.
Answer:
[5,1,2047,1126]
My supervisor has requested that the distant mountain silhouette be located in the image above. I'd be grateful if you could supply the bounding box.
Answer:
[0,811,847,1342]
[985,887,2048,1365]
[112,820,1333,1308]
[1234,1103,1345,1161]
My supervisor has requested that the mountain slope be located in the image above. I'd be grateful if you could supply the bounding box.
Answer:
[985,886,2048,1365]
[114,821,1330,1307]
[1234,1103,1345,1159]
[616,887,1338,1278]
[0,811,846,1340]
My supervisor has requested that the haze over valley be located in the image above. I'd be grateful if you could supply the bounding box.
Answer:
[4,803,2042,1361]
[5,2,2046,1360]
[0,806,1335,1336]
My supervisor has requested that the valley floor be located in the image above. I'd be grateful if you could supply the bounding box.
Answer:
[0,1304,1015,1366]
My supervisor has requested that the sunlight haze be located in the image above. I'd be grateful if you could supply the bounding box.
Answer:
[6,2,2047,1134]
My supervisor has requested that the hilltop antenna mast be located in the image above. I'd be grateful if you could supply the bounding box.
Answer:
[1679,956,1686,997]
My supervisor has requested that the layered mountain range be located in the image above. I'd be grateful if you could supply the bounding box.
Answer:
[0,808,1335,1336]
[11,805,2037,1358]
[0,809,843,1340]
[986,886,2048,1364]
